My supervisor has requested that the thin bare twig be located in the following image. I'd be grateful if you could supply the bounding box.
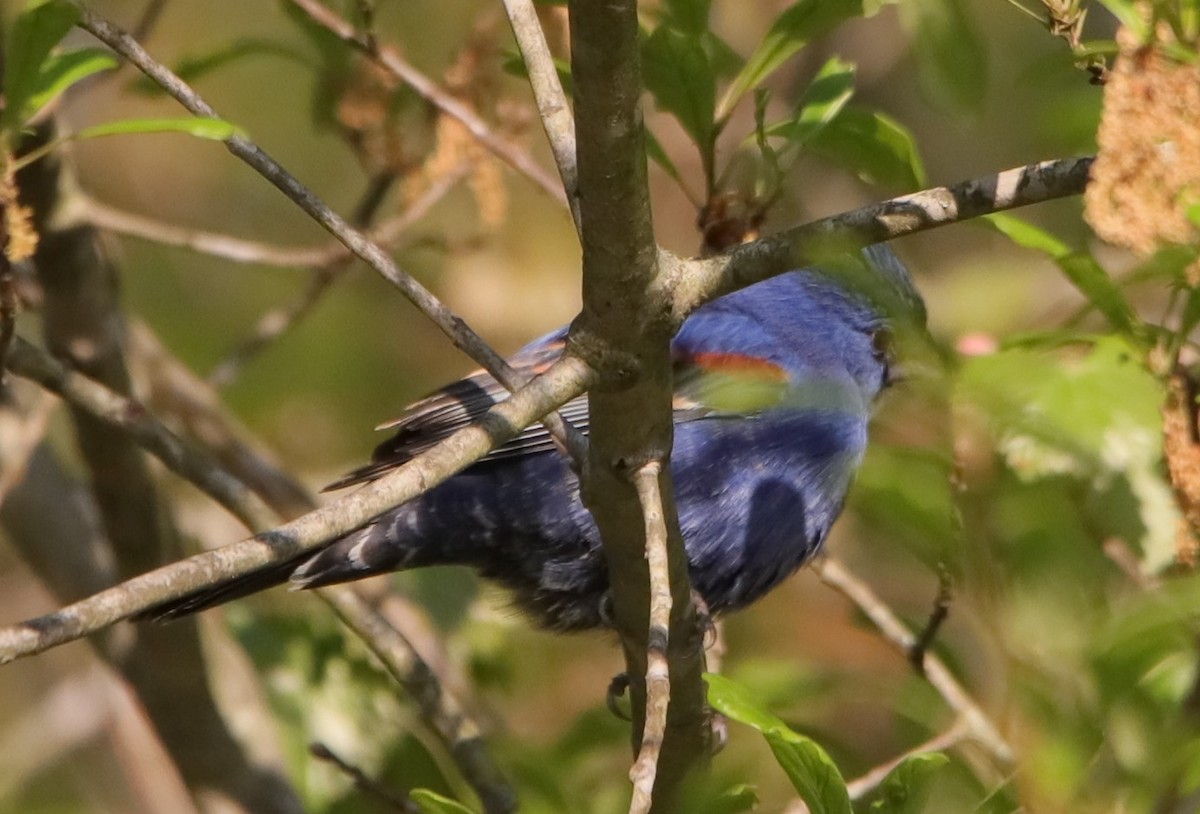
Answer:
[310,742,418,813]
[285,0,568,209]
[500,0,580,231]
[76,9,587,463]
[65,321,519,811]
[4,336,278,532]
[322,590,517,814]
[810,557,1015,767]
[909,564,954,675]
[844,719,972,801]
[628,461,672,814]
[677,156,1095,320]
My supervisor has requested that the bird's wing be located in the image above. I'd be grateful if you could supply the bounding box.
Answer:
[324,320,791,491]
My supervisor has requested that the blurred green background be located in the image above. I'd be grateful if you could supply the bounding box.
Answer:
[7,1,1199,812]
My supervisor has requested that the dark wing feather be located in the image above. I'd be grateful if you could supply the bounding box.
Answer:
[323,326,791,492]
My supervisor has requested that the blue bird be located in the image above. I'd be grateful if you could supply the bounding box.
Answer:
[149,245,923,629]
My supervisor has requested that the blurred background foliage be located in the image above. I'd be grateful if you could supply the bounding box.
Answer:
[4,0,1200,812]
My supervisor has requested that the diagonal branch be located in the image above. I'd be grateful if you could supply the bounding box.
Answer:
[0,352,595,663]
[500,0,580,231]
[76,8,587,463]
[675,156,1095,320]
[284,0,568,209]
[811,557,1015,767]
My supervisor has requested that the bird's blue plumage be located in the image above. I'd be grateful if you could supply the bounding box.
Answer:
[148,246,922,628]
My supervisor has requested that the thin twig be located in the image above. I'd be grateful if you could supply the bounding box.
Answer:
[322,590,517,814]
[5,336,278,532]
[310,742,418,813]
[285,0,568,209]
[678,156,1096,320]
[810,557,1015,767]
[500,0,580,231]
[0,352,595,662]
[6,327,520,808]
[909,564,954,675]
[82,164,466,270]
[844,718,972,801]
[207,165,427,388]
[76,9,587,463]
[628,461,672,814]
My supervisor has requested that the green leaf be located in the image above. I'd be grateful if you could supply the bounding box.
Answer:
[663,0,713,33]
[646,129,685,185]
[985,214,1138,336]
[706,673,852,814]
[868,753,949,813]
[410,789,478,814]
[985,212,1070,256]
[807,106,926,189]
[4,0,82,133]
[20,48,119,123]
[642,26,716,152]
[761,56,856,146]
[76,116,243,141]
[703,784,758,814]
[903,0,987,114]
[717,0,881,122]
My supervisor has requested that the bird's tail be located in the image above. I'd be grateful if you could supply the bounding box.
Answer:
[136,515,420,622]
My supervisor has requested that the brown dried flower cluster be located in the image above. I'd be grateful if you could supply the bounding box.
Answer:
[1,155,38,263]
[1085,26,1200,259]
[1162,374,1200,565]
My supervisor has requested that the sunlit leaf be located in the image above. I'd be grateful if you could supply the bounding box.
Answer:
[807,107,926,189]
[759,56,856,146]
[76,116,243,141]
[4,0,81,133]
[707,673,852,814]
[20,48,118,123]
[411,789,479,814]
[717,0,877,122]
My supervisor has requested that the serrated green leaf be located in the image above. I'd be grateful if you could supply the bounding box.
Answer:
[807,106,926,189]
[706,673,852,814]
[760,56,856,146]
[20,48,118,123]
[717,0,880,122]
[868,753,949,813]
[129,39,310,96]
[904,0,987,114]
[4,0,82,134]
[642,26,716,152]
[76,116,242,141]
[411,789,478,814]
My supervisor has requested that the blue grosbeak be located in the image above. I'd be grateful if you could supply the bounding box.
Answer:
[152,245,922,628]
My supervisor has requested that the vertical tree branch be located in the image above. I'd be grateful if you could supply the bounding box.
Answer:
[567,0,707,808]
[628,461,672,814]
[500,0,580,230]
